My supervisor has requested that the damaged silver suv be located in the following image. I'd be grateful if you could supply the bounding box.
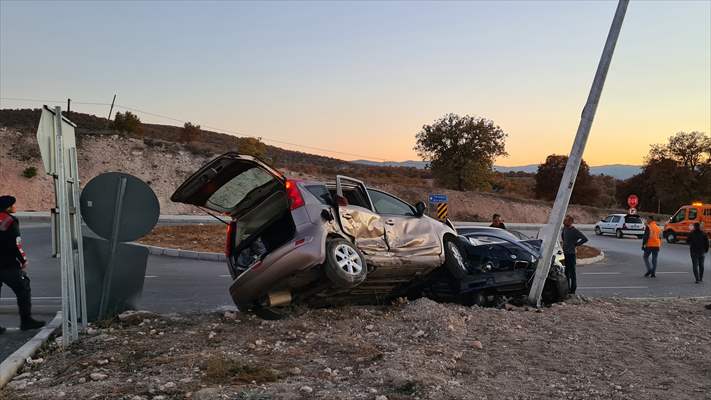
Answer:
[171,153,460,317]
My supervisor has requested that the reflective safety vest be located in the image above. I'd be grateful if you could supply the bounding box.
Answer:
[646,222,661,248]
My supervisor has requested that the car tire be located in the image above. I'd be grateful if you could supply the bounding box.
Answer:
[324,238,367,288]
[594,226,602,236]
[615,229,623,239]
[542,267,569,304]
[666,231,677,244]
[444,239,468,279]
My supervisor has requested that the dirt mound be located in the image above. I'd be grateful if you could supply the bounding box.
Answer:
[2,298,709,400]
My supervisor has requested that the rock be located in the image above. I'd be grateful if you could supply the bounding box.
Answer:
[413,330,425,338]
[208,331,216,339]
[300,385,314,394]
[472,340,483,350]
[290,367,302,375]
[78,377,87,384]
[376,396,389,400]
[96,359,109,365]
[90,373,108,381]
[118,310,158,325]
[6,380,28,390]
[14,372,32,380]
[160,382,177,391]
[152,396,166,400]
[365,324,375,330]
[193,388,222,400]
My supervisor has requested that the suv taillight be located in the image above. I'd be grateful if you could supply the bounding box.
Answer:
[285,180,305,210]
[225,221,235,257]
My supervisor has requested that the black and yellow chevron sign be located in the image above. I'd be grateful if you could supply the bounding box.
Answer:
[436,202,448,220]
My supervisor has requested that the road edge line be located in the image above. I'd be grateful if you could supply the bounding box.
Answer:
[0,311,62,389]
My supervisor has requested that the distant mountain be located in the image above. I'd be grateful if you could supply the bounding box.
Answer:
[351,159,428,169]
[588,164,642,180]
[353,160,642,180]
[494,164,539,174]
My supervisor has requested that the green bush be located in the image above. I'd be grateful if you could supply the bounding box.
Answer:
[22,166,38,179]
[112,111,143,136]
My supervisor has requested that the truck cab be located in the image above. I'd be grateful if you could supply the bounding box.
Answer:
[663,202,711,243]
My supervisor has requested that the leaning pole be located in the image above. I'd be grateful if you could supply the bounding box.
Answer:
[528,0,629,306]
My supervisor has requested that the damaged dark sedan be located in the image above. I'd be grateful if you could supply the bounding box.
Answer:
[417,226,569,306]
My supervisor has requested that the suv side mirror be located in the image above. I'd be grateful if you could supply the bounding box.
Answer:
[414,201,427,217]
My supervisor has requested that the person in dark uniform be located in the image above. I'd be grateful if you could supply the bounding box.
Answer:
[561,215,588,295]
[0,195,45,334]
[688,222,709,283]
[490,214,506,229]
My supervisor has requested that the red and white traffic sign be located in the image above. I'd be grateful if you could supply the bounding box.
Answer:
[627,194,639,209]
[628,208,637,215]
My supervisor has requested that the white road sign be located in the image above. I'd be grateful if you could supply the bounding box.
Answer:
[36,106,77,175]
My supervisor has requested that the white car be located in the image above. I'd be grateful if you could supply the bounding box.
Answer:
[594,213,645,238]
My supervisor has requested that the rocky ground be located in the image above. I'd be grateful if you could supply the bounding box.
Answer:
[2,297,710,400]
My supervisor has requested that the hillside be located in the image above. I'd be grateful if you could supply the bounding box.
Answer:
[0,109,624,222]
[354,159,642,180]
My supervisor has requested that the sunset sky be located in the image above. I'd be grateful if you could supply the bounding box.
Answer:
[1,1,709,166]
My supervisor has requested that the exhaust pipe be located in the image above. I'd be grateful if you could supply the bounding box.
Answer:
[267,290,292,307]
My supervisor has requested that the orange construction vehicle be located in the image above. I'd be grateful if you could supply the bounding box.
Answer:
[663,202,711,243]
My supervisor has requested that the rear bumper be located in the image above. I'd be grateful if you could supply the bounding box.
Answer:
[621,229,644,235]
[228,222,327,309]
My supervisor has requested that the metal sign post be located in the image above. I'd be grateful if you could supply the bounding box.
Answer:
[428,193,449,221]
[36,105,87,345]
[528,0,629,306]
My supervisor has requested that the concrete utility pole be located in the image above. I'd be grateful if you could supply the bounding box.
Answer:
[528,0,629,306]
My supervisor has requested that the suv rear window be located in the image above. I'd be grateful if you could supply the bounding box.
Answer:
[624,215,642,223]
[305,185,333,205]
[208,167,276,212]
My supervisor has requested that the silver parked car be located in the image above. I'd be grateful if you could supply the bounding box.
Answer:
[594,213,645,238]
[171,153,460,317]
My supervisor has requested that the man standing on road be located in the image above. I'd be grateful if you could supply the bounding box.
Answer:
[561,215,588,295]
[688,222,709,283]
[490,214,506,229]
[0,195,45,334]
[642,215,662,278]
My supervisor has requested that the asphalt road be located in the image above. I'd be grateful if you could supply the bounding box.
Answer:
[518,229,709,298]
[2,225,709,361]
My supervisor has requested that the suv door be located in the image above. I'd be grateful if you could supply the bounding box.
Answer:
[367,189,441,261]
[335,176,388,255]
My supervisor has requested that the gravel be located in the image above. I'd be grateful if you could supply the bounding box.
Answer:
[1,297,710,400]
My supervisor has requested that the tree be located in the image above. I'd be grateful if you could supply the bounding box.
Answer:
[648,131,710,174]
[414,114,507,191]
[112,111,142,135]
[182,122,201,143]
[617,131,710,214]
[534,155,600,205]
[237,137,267,159]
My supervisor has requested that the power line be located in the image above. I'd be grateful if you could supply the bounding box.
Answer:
[0,96,388,161]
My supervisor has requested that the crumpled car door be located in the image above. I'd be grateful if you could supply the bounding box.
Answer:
[335,176,388,255]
